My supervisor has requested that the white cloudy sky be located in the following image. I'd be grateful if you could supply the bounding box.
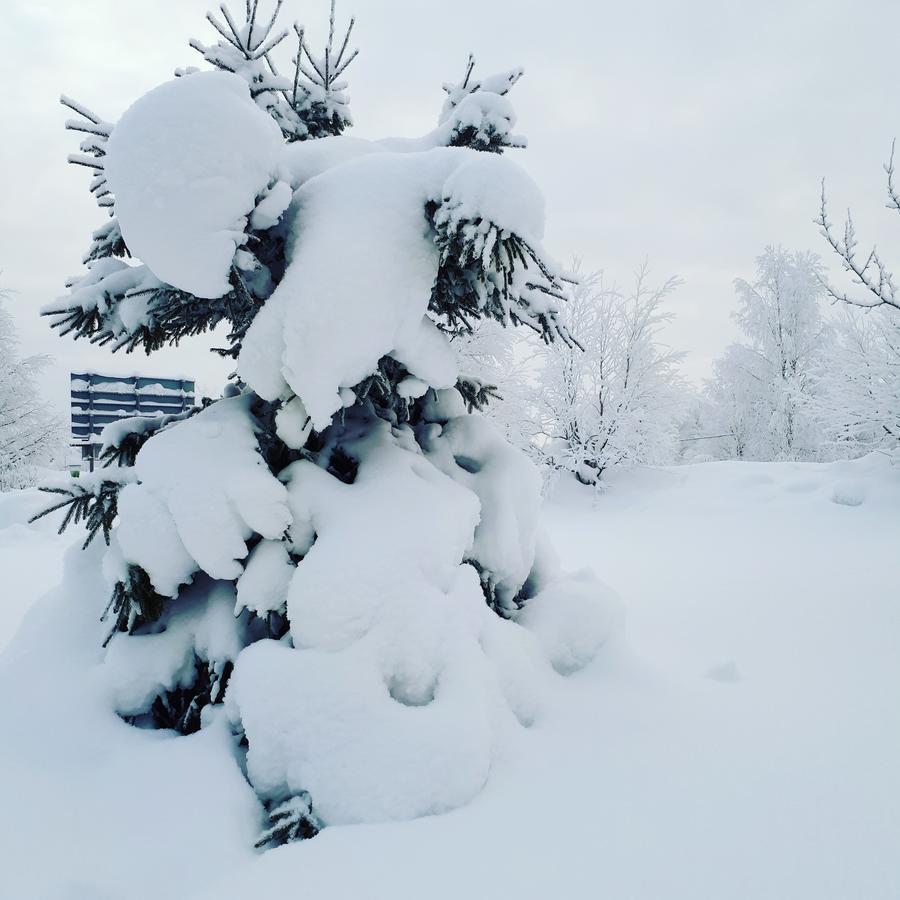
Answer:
[3,0,900,409]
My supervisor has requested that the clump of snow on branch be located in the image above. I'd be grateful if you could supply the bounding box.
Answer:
[238,147,565,428]
[103,581,244,719]
[239,150,462,427]
[185,0,357,142]
[420,397,543,615]
[235,539,295,618]
[109,395,290,596]
[104,72,284,299]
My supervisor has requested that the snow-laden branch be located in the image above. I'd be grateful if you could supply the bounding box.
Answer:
[817,152,900,312]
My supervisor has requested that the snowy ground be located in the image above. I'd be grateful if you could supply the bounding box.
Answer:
[0,490,74,656]
[1,455,898,899]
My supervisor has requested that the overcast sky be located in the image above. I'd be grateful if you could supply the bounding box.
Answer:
[4,0,900,410]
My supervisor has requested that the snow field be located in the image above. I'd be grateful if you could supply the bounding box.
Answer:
[1,455,897,899]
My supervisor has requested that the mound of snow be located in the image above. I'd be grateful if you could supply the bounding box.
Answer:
[830,479,866,507]
[224,411,614,825]
[519,571,623,676]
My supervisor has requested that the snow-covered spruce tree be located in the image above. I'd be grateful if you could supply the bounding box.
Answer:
[703,247,829,461]
[0,290,61,490]
[529,263,685,486]
[41,1,618,845]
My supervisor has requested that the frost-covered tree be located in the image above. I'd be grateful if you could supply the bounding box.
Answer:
[449,319,536,450]
[703,247,829,461]
[676,393,722,463]
[528,264,685,485]
[808,306,900,454]
[37,1,617,847]
[698,345,766,459]
[0,291,61,490]
[818,144,900,453]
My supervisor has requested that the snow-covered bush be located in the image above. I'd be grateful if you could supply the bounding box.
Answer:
[0,291,61,490]
[41,1,618,845]
[528,263,686,485]
[701,247,829,461]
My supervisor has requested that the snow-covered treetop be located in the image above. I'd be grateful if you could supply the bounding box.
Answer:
[184,0,357,142]
[438,54,526,153]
